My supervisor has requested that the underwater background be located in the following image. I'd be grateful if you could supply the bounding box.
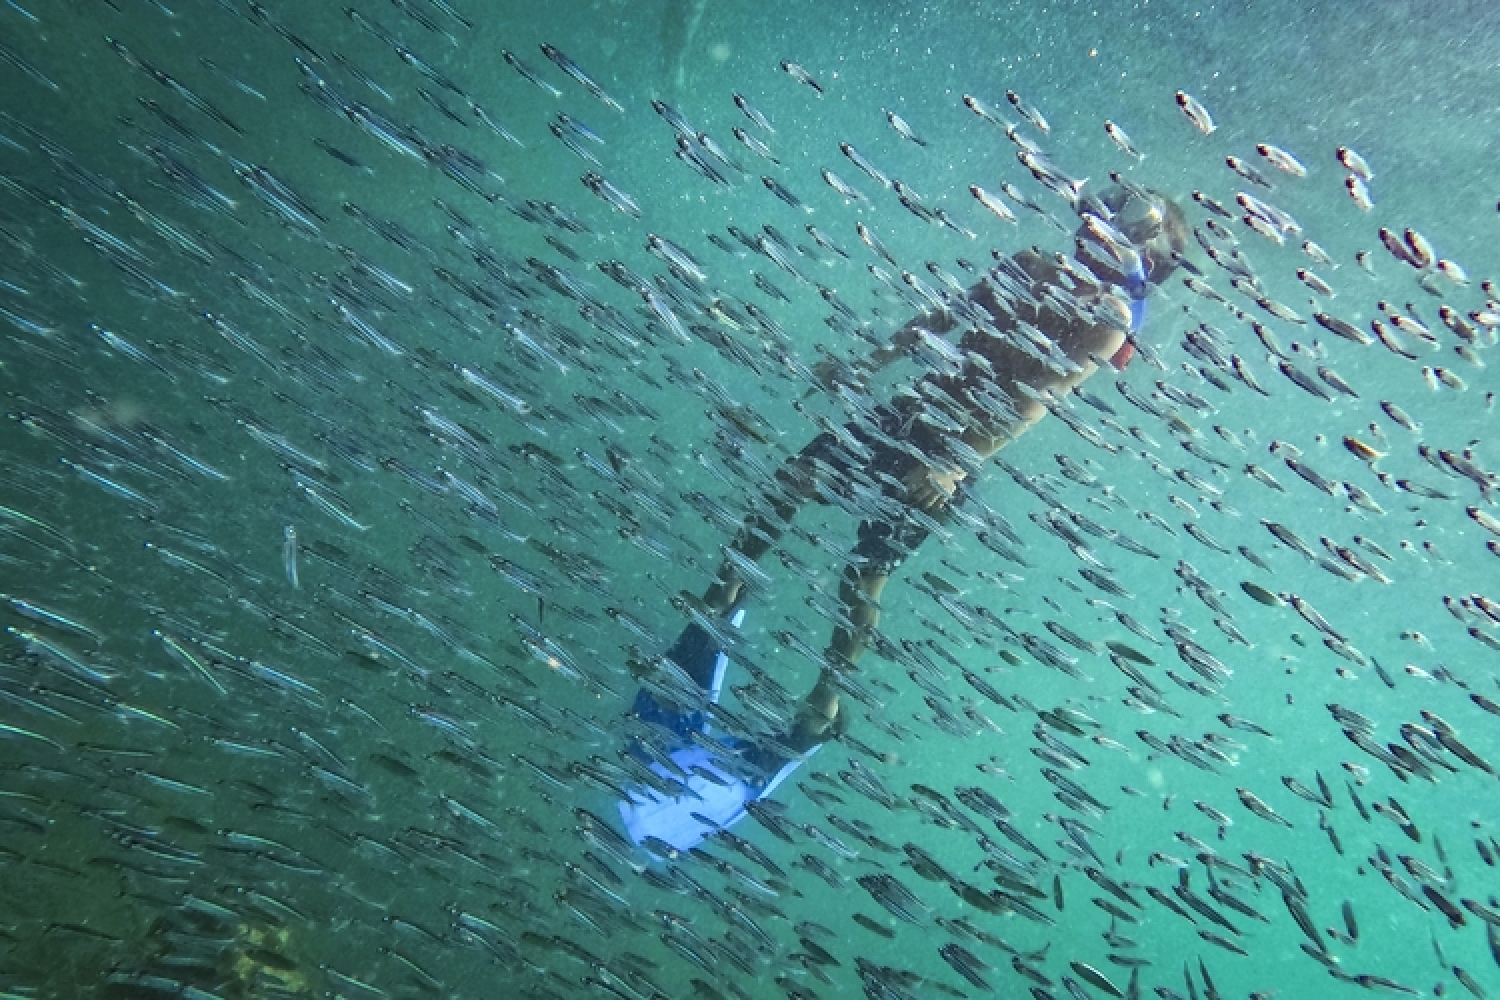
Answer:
[0,0,1498,997]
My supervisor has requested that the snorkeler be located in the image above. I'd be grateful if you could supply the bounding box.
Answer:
[619,182,1191,851]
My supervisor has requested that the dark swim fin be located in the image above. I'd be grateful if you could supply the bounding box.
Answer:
[663,607,744,695]
[664,623,721,690]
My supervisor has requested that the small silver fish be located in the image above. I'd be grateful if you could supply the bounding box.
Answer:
[761,174,812,213]
[1302,239,1336,268]
[1256,143,1307,176]
[732,92,773,132]
[839,141,890,187]
[780,60,823,95]
[1337,145,1374,180]
[732,126,779,164]
[540,43,623,112]
[1226,155,1276,190]
[883,108,927,146]
[962,93,1006,124]
[1297,268,1335,297]
[282,525,299,588]
[1345,173,1374,211]
[1006,89,1050,132]
[1176,90,1216,134]
[580,171,640,217]
[822,169,867,202]
[1104,120,1143,159]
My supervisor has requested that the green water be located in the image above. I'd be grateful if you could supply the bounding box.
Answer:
[0,0,1497,997]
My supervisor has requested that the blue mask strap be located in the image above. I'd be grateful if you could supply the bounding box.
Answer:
[1124,257,1149,334]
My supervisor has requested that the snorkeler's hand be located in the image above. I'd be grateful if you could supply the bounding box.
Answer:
[903,464,966,510]
[808,354,865,394]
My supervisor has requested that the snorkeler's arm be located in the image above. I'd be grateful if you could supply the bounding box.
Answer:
[809,305,955,392]
[868,251,1061,374]
[864,306,958,372]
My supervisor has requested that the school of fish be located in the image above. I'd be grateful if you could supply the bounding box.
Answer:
[0,2,1497,999]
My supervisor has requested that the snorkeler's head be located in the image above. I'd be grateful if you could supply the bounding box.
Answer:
[1074,183,1190,292]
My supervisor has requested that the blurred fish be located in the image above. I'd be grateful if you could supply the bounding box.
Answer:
[541,44,624,112]
[1175,91,1216,134]
[883,108,927,146]
[1104,120,1143,160]
[780,60,823,96]
[0,9,1491,1000]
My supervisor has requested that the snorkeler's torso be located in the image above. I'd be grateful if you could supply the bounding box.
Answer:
[925,251,1127,431]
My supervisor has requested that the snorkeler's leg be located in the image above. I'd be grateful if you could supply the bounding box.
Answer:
[827,503,932,666]
[701,444,831,614]
[785,494,943,747]
[831,564,889,665]
[786,667,846,751]
[700,499,795,614]
[775,563,887,753]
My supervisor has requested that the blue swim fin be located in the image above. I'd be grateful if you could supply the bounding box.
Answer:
[663,607,743,699]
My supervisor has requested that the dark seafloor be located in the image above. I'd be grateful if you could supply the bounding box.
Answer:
[0,0,1498,997]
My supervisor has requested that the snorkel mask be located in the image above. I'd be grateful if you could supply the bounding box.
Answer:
[1074,183,1179,299]
[1072,183,1185,366]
